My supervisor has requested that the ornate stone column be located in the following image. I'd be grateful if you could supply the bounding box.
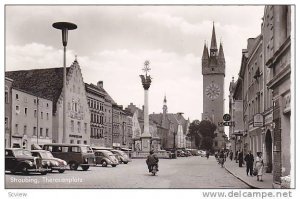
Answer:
[139,60,152,152]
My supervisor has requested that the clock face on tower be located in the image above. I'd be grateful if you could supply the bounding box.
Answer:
[205,82,221,100]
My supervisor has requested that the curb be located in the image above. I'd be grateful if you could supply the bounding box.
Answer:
[224,166,258,189]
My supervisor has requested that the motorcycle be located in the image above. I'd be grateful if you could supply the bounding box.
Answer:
[151,165,158,176]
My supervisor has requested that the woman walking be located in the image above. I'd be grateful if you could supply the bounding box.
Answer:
[255,152,264,181]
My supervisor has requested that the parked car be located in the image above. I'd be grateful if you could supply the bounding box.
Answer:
[31,150,67,173]
[190,149,200,156]
[110,150,131,164]
[5,148,48,175]
[94,150,119,167]
[198,150,206,157]
[176,150,185,157]
[43,143,96,171]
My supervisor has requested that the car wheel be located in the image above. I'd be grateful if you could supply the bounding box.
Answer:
[69,162,78,170]
[124,162,128,164]
[112,165,117,167]
[101,161,108,167]
[58,169,65,173]
[81,165,90,171]
[21,165,29,175]
[41,171,47,175]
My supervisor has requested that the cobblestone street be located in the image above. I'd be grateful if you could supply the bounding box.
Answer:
[6,156,249,189]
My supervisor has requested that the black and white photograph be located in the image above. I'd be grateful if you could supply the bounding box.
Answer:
[2,2,296,197]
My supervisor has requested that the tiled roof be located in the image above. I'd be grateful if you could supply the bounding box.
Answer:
[149,113,163,125]
[6,67,70,114]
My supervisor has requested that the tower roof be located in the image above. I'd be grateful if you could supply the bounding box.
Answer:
[202,43,209,59]
[218,42,224,59]
[210,23,218,50]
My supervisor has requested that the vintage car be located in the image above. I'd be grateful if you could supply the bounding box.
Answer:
[94,150,119,167]
[110,149,131,164]
[5,148,48,175]
[43,143,96,171]
[31,150,67,173]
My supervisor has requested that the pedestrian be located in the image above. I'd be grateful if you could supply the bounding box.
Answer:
[219,150,225,167]
[255,152,264,181]
[235,150,239,163]
[206,150,209,159]
[238,150,243,167]
[229,150,233,161]
[244,150,254,176]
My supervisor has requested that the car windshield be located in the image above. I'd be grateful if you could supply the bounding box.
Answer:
[119,151,127,156]
[104,151,114,156]
[81,146,93,153]
[39,151,54,158]
[14,149,32,157]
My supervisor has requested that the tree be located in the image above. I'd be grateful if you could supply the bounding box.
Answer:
[188,119,217,150]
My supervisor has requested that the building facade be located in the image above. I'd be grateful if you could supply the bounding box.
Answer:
[202,23,226,150]
[10,88,53,149]
[228,77,244,157]
[6,59,91,146]
[5,77,13,148]
[263,5,291,188]
[85,82,106,147]
[230,5,292,188]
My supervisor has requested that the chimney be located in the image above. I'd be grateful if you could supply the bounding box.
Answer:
[97,81,103,88]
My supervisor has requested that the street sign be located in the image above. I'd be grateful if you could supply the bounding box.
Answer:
[253,113,264,127]
[223,114,231,121]
[218,121,235,127]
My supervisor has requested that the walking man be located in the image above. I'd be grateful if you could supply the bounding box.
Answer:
[244,151,254,176]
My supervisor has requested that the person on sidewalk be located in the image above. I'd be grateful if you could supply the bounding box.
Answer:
[229,150,233,161]
[255,152,264,181]
[244,151,254,176]
[235,150,239,163]
[238,150,243,167]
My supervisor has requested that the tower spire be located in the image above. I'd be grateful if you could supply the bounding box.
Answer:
[218,42,224,59]
[163,94,168,114]
[202,42,209,60]
[210,22,218,51]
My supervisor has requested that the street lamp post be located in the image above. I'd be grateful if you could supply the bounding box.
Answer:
[53,22,77,143]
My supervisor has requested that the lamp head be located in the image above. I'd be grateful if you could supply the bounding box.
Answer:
[53,22,77,46]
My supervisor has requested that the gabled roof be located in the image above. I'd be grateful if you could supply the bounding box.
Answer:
[6,67,71,114]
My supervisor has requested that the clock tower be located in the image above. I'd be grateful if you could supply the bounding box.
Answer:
[202,23,226,150]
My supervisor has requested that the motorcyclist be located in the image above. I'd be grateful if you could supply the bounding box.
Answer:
[146,150,159,172]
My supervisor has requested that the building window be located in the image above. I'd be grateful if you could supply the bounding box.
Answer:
[40,128,43,137]
[5,117,8,127]
[24,125,27,135]
[71,120,74,132]
[34,99,37,104]
[34,110,37,118]
[15,124,18,134]
[84,123,87,134]
[77,140,81,144]
[16,93,19,100]
[5,91,9,104]
[78,122,81,133]
[16,106,20,112]
[83,140,87,145]
[33,127,37,136]
[46,128,49,137]
[70,140,74,144]
[41,112,43,119]
[25,108,28,116]
[46,103,49,108]
[46,113,49,120]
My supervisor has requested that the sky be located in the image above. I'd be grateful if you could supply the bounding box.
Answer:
[5,5,264,124]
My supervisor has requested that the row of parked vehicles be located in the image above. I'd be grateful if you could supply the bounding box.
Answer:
[176,149,208,157]
[5,143,131,175]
